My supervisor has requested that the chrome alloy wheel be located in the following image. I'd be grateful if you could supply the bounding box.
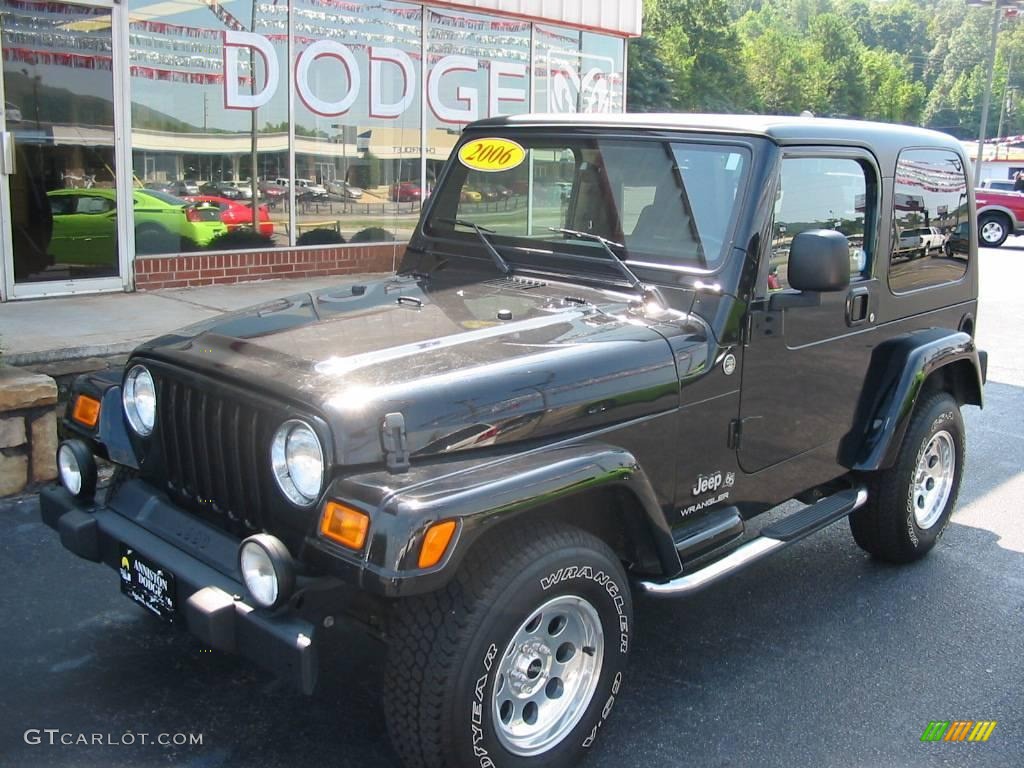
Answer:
[492,594,604,756]
[913,430,955,530]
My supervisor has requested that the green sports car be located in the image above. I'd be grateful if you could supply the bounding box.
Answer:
[47,188,227,264]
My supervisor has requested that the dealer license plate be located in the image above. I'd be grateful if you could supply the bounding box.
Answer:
[119,547,176,621]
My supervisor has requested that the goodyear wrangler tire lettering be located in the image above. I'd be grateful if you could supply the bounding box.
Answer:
[385,522,631,768]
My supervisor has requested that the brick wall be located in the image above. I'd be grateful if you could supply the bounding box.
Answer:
[134,242,405,291]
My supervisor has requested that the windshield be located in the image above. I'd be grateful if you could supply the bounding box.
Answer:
[424,134,749,271]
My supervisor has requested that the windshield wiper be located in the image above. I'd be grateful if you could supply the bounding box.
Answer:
[439,218,512,276]
[549,228,665,308]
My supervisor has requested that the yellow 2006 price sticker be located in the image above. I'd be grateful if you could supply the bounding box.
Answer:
[458,138,526,173]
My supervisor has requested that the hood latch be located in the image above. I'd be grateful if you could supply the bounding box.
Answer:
[382,412,411,472]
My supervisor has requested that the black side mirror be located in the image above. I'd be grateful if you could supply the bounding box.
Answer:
[788,229,851,292]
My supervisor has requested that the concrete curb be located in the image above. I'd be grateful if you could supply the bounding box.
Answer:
[4,341,140,368]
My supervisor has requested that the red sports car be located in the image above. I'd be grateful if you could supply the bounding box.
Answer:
[390,181,426,202]
[185,195,274,236]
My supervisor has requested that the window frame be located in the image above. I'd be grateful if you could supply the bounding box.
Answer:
[760,147,881,298]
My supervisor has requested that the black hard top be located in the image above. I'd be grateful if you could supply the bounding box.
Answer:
[470,113,965,166]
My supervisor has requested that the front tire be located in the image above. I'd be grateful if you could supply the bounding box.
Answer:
[850,392,965,563]
[385,522,632,768]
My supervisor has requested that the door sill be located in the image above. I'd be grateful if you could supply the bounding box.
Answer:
[4,277,126,301]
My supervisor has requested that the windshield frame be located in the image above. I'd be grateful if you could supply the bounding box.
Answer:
[421,129,755,280]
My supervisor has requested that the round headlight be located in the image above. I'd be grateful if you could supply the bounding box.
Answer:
[238,534,294,609]
[271,420,324,506]
[123,365,157,436]
[57,440,97,498]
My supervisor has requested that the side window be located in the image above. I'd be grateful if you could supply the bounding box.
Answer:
[770,157,872,291]
[76,195,114,215]
[48,195,75,215]
[889,149,970,293]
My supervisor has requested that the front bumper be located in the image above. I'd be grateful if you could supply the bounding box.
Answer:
[40,481,321,694]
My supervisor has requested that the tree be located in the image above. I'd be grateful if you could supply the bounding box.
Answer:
[862,50,927,123]
[642,0,749,111]
[626,35,680,111]
[737,10,815,113]
[806,13,868,117]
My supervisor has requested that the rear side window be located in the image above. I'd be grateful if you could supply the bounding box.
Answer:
[889,149,970,293]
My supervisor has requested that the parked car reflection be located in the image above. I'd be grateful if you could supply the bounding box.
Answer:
[47,188,227,262]
[184,194,274,237]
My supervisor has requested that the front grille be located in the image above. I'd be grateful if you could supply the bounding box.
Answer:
[155,373,272,531]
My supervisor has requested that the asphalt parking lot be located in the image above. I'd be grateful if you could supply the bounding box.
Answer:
[0,246,1021,768]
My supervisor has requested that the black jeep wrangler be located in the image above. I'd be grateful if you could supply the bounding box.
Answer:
[43,114,986,768]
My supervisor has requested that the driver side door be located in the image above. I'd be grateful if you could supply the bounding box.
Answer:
[738,150,882,474]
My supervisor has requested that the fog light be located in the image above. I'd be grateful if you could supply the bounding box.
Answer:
[238,534,295,609]
[57,440,97,498]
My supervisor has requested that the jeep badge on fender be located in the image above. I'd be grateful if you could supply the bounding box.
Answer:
[41,114,985,768]
[693,471,725,496]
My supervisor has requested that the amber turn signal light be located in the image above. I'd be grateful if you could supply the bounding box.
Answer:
[72,395,101,428]
[418,520,457,569]
[320,501,370,551]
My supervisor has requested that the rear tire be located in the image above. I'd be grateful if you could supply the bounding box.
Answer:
[384,522,632,768]
[850,392,964,563]
[978,213,1009,247]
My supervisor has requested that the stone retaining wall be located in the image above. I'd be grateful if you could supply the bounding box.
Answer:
[0,368,58,497]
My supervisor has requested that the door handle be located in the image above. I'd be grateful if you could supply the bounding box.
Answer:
[846,286,870,326]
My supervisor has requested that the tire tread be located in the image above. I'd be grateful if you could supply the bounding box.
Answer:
[384,521,620,768]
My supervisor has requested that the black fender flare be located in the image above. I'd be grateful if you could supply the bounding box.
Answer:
[64,369,139,469]
[840,328,984,472]
[329,442,681,597]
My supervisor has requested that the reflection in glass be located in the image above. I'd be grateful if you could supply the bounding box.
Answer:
[427,135,748,271]
[291,0,423,245]
[2,0,119,282]
[890,149,970,293]
[426,6,530,185]
[129,0,287,253]
[770,158,870,291]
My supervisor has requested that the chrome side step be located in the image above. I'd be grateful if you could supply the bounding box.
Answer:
[639,487,868,598]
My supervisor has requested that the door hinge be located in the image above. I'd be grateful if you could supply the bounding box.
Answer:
[382,412,410,472]
[728,419,742,450]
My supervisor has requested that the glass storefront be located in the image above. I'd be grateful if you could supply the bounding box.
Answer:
[1,0,122,290]
[0,0,630,299]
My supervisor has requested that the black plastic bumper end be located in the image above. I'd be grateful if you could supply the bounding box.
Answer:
[57,509,101,562]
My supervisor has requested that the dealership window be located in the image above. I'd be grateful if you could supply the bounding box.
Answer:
[581,32,626,113]
[534,25,624,115]
[291,0,422,245]
[889,149,970,293]
[128,0,288,254]
[425,6,530,228]
[117,2,631,261]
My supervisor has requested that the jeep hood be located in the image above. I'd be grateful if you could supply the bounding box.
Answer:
[135,272,704,466]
